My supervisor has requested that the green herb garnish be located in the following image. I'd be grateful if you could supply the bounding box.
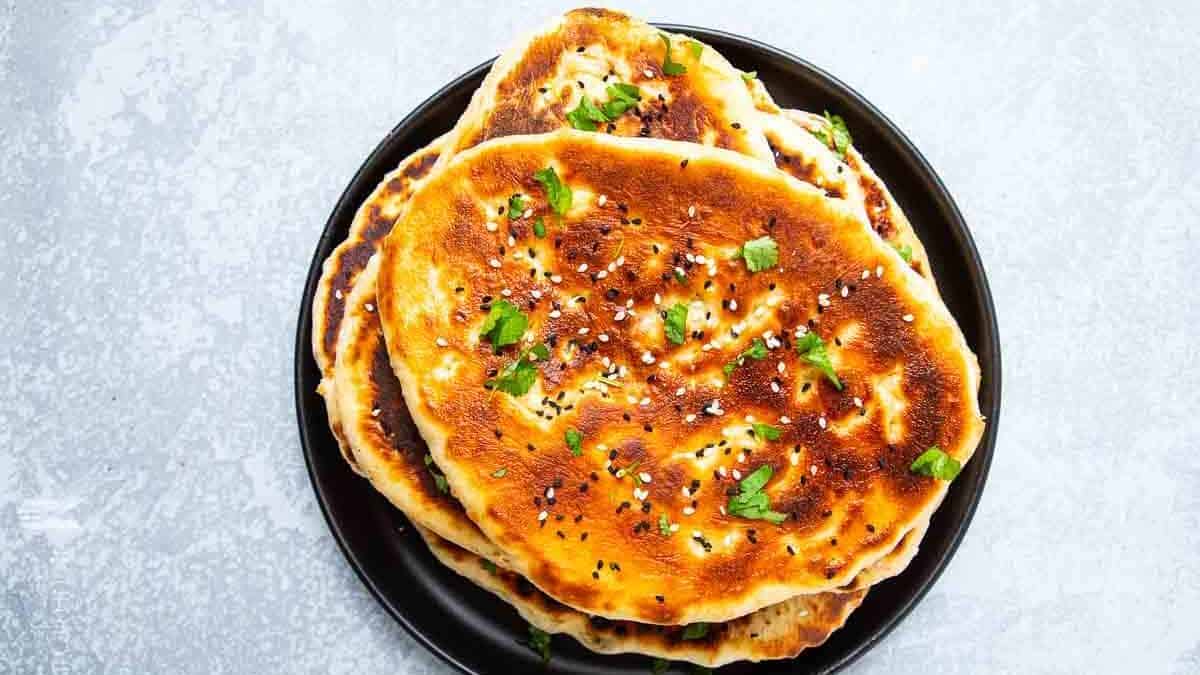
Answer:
[659,34,687,76]
[423,454,449,494]
[601,82,642,118]
[726,464,788,525]
[534,167,572,216]
[507,194,526,220]
[810,110,852,159]
[658,513,672,536]
[685,39,703,59]
[485,343,550,396]
[664,302,688,345]
[741,71,757,81]
[736,236,779,272]
[565,428,583,456]
[526,625,552,662]
[723,337,768,377]
[894,242,913,263]
[751,423,781,441]
[491,467,508,478]
[680,622,709,640]
[566,96,609,131]
[479,300,528,352]
[532,217,546,238]
[481,559,498,574]
[910,446,961,480]
[795,332,842,390]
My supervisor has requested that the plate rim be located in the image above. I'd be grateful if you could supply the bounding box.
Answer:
[295,23,1001,675]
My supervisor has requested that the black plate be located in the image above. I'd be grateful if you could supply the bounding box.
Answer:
[295,24,1001,675]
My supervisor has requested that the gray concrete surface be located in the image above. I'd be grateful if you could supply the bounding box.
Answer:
[2,1,1198,673]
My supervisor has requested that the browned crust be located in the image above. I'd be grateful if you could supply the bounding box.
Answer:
[377,131,983,624]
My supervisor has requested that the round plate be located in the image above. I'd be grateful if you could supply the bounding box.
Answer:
[295,24,1001,675]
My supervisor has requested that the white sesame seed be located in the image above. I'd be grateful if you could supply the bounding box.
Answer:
[862,269,871,279]
[876,265,884,277]
[644,68,654,78]
[810,464,818,475]
[818,416,827,429]
[638,472,652,484]
[853,397,863,407]
[685,253,696,263]
[597,269,608,279]
[435,337,448,347]
[549,310,562,318]
[777,362,786,373]
[669,523,680,532]
[718,466,727,477]
[639,397,651,406]
[683,506,696,515]
[685,414,696,423]
[616,255,626,267]
[729,299,738,311]
[577,263,588,273]
[523,208,533,219]
[841,286,850,298]
[736,452,746,463]
[538,511,548,521]
[688,205,696,218]
[501,288,512,297]
[695,255,706,264]
[653,293,662,305]
[578,327,590,335]
[732,469,742,480]
[614,310,626,321]
[371,408,381,417]
[489,259,501,268]
[770,382,780,393]
[546,487,555,499]
[675,387,686,396]
[334,289,343,300]
[625,298,634,308]
[903,313,914,323]
[598,194,607,206]
[364,303,375,312]
[507,236,516,247]
[780,415,791,424]
[531,290,542,299]
[485,221,498,232]
[598,333,609,342]
[551,275,563,284]
[641,351,655,364]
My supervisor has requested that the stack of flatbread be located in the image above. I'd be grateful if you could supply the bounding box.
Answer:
[312,8,984,669]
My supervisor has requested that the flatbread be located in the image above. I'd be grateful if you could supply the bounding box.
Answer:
[376,130,984,624]
[311,136,444,470]
[416,525,866,668]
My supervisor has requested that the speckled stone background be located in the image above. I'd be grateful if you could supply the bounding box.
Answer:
[2,1,1198,673]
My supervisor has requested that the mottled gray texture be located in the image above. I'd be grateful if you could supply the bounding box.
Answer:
[1,1,1197,673]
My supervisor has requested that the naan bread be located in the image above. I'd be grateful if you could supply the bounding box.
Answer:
[376,130,984,624]
[415,525,866,668]
[311,136,445,470]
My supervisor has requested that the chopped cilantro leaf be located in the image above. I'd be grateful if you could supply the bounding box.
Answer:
[491,467,507,478]
[752,423,781,441]
[809,110,853,159]
[507,194,526,220]
[727,464,788,525]
[674,269,687,284]
[680,622,709,640]
[481,559,498,574]
[602,82,641,118]
[659,34,687,76]
[658,513,672,536]
[485,343,549,396]
[795,332,842,390]
[532,217,546,238]
[894,242,913,262]
[423,454,450,494]
[479,300,528,352]
[723,338,768,377]
[565,428,583,456]
[566,96,608,131]
[526,625,552,662]
[738,236,779,272]
[534,167,572,216]
[664,302,688,345]
[910,446,961,480]
[685,39,703,59]
[741,70,757,81]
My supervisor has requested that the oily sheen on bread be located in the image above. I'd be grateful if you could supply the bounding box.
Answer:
[415,525,866,667]
[376,130,984,624]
